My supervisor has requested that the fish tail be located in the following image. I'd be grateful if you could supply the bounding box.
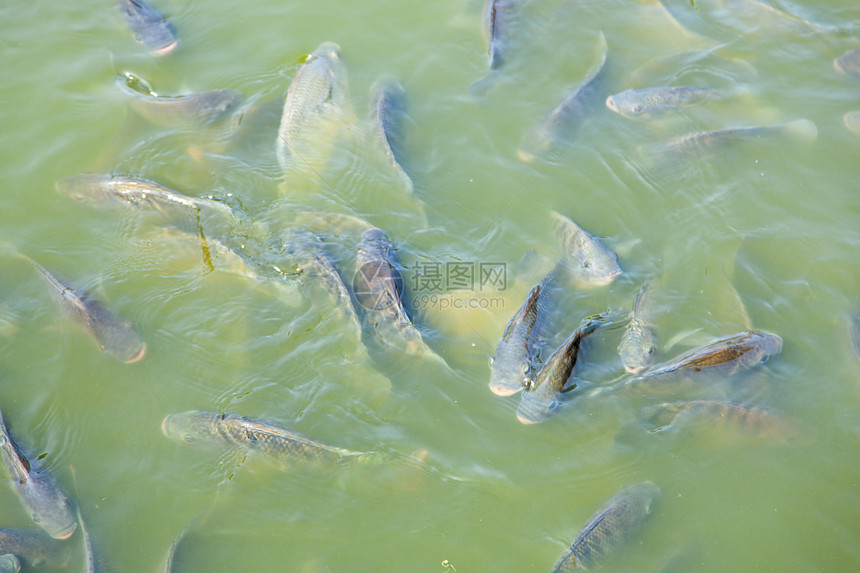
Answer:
[469,71,499,97]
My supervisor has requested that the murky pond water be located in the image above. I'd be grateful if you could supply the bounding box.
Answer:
[1,0,859,571]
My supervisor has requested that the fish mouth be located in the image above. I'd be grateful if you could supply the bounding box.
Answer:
[54,522,77,540]
[125,344,147,364]
[516,149,535,163]
[516,413,539,425]
[161,416,171,437]
[605,95,618,112]
[624,365,644,374]
[152,40,179,57]
[488,383,523,397]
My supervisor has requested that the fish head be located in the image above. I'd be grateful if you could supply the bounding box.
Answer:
[54,174,113,204]
[488,346,535,396]
[26,475,77,539]
[619,330,658,374]
[516,389,560,424]
[162,410,224,447]
[200,89,244,117]
[605,89,646,120]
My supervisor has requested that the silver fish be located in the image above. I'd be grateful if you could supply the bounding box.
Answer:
[628,330,782,397]
[835,48,860,77]
[161,410,382,468]
[277,42,350,170]
[489,270,556,396]
[56,173,236,219]
[606,86,730,120]
[0,408,76,540]
[552,211,622,286]
[849,314,860,362]
[518,33,608,161]
[641,400,800,440]
[517,319,600,424]
[117,0,177,56]
[843,111,860,138]
[654,119,817,155]
[618,282,658,374]
[116,73,242,125]
[551,481,661,572]
[370,75,413,192]
[76,508,109,573]
[25,257,146,363]
[0,555,18,573]
[0,529,71,569]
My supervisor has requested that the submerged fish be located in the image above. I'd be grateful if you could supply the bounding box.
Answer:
[369,75,413,192]
[843,111,860,138]
[76,508,108,573]
[618,282,659,374]
[117,0,177,56]
[551,481,660,572]
[470,0,517,93]
[489,270,556,396]
[605,86,732,120]
[849,314,860,362]
[629,330,782,396]
[518,33,608,161]
[56,173,236,219]
[161,410,381,468]
[116,73,242,125]
[24,257,146,363]
[0,555,19,573]
[517,319,600,424]
[277,42,350,170]
[552,211,622,286]
[641,400,800,440]
[0,529,71,569]
[0,408,76,540]
[835,48,860,77]
[654,119,817,155]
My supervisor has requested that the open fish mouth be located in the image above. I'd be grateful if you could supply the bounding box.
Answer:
[124,344,147,364]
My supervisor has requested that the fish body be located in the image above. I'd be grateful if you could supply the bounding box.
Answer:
[605,86,727,120]
[0,409,76,540]
[116,73,241,125]
[484,0,516,71]
[629,330,782,395]
[618,282,658,374]
[56,173,235,218]
[26,258,146,363]
[369,76,413,192]
[641,400,799,440]
[277,42,349,170]
[0,529,71,570]
[517,320,600,424]
[76,508,108,573]
[0,554,19,573]
[849,314,860,362]
[161,410,374,467]
[489,271,555,396]
[835,48,860,77]
[551,481,660,572]
[518,34,608,161]
[552,211,621,286]
[656,119,817,154]
[117,0,177,56]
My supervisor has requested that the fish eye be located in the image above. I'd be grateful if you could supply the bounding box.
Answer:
[633,104,643,113]
[31,513,40,523]
[648,346,656,356]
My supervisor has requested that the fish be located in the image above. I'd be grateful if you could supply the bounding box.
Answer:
[489,270,556,396]
[0,529,71,570]
[56,173,236,219]
[117,0,177,56]
[116,73,242,125]
[76,508,109,573]
[640,400,801,440]
[843,111,860,138]
[834,48,860,77]
[369,75,413,192]
[550,481,660,572]
[470,0,517,93]
[628,330,782,396]
[24,256,146,363]
[849,314,860,362]
[517,319,601,424]
[552,211,622,286]
[653,119,818,155]
[277,42,350,171]
[161,410,384,468]
[0,555,18,573]
[0,407,77,540]
[605,86,733,120]
[618,282,659,374]
[518,33,608,162]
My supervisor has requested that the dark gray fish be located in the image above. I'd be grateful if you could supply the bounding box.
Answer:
[552,211,622,286]
[605,86,732,120]
[518,33,608,161]
[25,257,146,363]
[517,319,601,424]
[835,48,860,77]
[370,76,413,192]
[116,73,242,125]
[844,111,860,137]
[551,481,660,572]
[56,173,236,219]
[161,410,384,468]
[470,0,517,93]
[849,314,860,362]
[0,408,76,540]
[282,228,355,309]
[0,529,71,569]
[489,270,556,396]
[117,0,177,56]
[654,119,817,155]
[640,400,801,441]
[0,555,19,573]
[76,507,109,573]
[618,282,658,374]
[628,330,782,396]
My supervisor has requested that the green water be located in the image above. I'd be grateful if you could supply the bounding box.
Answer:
[1,0,860,571]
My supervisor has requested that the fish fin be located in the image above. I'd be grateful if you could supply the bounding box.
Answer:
[469,71,499,97]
